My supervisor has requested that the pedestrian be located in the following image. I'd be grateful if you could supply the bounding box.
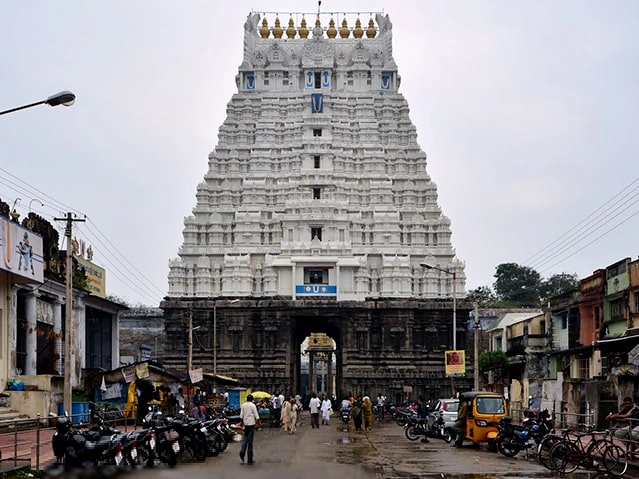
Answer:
[352,395,363,431]
[272,392,282,427]
[362,396,373,431]
[607,396,639,450]
[453,398,468,448]
[286,395,299,433]
[416,396,429,443]
[377,393,386,422]
[309,392,321,428]
[321,395,332,425]
[198,403,207,421]
[239,394,259,465]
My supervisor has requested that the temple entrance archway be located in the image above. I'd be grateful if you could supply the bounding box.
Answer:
[160,298,472,402]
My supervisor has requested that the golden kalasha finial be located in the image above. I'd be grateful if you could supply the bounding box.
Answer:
[299,16,309,38]
[286,17,296,38]
[260,17,270,38]
[273,16,283,39]
[327,17,337,38]
[353,17,364,38]
[366,17,376,38]
[340,18,350,38]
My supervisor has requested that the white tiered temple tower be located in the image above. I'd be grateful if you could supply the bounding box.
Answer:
[168,11,465,302]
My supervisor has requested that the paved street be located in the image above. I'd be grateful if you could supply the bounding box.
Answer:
[105,414,555,479]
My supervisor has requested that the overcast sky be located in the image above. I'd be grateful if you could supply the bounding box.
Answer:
[2,1,638,306]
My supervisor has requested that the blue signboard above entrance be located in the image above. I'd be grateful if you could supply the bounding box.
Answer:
[295,285,337,295]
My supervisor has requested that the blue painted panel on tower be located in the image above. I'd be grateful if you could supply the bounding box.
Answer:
[306,71,314,88]
[296,285,337,295]
[246,75,255,90]
[381,75,391,90]
[322,70,330,88]
[311,93,323,113]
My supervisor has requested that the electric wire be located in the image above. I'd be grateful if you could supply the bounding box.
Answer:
[0,168,166,306]
[524,178,639,275]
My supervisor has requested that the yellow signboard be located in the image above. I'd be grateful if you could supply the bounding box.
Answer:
[445,350,466,376]
[75,255,106,298]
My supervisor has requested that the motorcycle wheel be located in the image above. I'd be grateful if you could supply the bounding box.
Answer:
[441,428,452,443]
[497,435,520,457]
[191,434,208,462]
[395,415,408,427]
[405,425,421,441]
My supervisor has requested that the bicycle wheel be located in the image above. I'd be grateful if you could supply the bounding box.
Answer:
[586,438,613,472]
[538,434,562,470]
[549,441,579,474]
[603,444,628,477]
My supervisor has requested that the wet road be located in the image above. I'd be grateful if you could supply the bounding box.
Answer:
[55,414,560,479]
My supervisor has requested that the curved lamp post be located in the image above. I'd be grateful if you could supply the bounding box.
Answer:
[0,91,76,116]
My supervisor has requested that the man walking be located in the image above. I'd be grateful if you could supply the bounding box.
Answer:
[240,394,260,465]
[309,392,321,428]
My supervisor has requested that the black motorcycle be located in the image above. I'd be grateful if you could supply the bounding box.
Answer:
[404,412,452,442]
[50,410,123,476]
[341,406,351,424]
[496,409,554,457]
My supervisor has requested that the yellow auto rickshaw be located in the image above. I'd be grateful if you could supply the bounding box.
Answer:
[457,391,508,449]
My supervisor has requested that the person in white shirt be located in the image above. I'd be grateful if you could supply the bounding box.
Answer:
[239,394,260,465]
[321,395,333,425]
[308,392,321,428]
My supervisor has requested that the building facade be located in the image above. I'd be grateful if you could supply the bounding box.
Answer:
[161,11,469,400]
[0,201,124,418]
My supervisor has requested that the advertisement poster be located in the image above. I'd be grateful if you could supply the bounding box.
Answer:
[445,350,466,376]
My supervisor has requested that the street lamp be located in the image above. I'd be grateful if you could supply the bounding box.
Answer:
[420,263,457,350]
[0,91,76,116]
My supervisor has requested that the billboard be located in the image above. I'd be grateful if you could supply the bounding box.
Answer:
[75,255,106,298]
[0,217,44,283]
[445,350,466,377]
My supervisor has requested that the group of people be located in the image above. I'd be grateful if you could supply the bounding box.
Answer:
[340,395,374,431]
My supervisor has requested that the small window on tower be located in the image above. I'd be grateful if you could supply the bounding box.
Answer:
[313,188,321,199]
[305,268,329,285]
[311,227,322,241]
[313,129,322,137]
[314,72,322,88]
[314,155,321,168]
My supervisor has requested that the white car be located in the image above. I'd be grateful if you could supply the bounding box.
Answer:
[432,398,459,428]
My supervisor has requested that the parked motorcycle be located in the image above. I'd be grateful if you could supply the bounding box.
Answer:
[51,410,123,476]
[404,412,452,442]
[496,409,554,457]
[341,406,351,424]
[144,408,180,467]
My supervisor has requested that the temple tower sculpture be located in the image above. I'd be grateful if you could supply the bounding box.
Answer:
[163,12,469,398]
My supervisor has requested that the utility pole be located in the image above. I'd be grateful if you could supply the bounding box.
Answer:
[187,307,194,375]
[54,212,85,416]
[474,301,480,391]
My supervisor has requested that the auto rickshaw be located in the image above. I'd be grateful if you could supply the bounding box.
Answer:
[456,391,508,450]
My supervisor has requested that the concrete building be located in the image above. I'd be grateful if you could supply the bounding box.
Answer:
[0,201,124,418]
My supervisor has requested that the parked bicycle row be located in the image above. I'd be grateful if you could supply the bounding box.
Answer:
[45,403,238,477]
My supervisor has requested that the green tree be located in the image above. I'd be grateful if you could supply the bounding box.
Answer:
[478,350,509,370]
[539,272,580,300]
[493,263,541,307]
[467,286,498,306]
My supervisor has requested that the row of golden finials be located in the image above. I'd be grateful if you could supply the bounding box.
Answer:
[259,16,378,39]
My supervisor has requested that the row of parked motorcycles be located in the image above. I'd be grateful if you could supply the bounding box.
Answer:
[49,403,235,476]
[392,402,555,454]
[392,407,453,443]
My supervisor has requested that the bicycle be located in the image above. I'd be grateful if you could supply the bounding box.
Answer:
[549,428,627,476]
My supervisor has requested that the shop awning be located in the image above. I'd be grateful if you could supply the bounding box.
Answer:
[202,373,239,386]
